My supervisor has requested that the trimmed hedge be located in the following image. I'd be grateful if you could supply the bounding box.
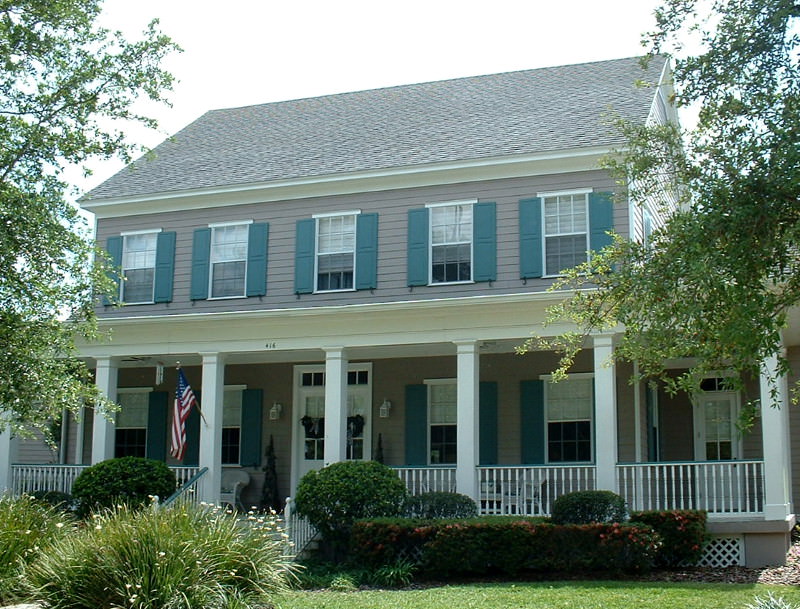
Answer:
[550,490,628,525]
[630,509,708,567]
[404,492,478,519]
[351,517,659,576]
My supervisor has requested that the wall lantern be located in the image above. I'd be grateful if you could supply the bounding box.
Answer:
[379,399,392,418]
[269,402,283,420]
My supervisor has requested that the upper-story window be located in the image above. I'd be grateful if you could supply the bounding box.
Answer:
[430,202,473,283]
[316,213,357,291]
[210,223,250,298]
[121,231,159,303]
[543,193,588,276]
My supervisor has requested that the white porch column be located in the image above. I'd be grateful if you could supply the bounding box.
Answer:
[455,340,479,501]
[760,351,793,520]
[0,415,17,493]
[199,353,225,505]
[593,335,618,492]
[91,357,118,464]
[324,347,348,465]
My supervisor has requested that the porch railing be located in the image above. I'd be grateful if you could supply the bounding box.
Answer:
[284,496,317,555]
[393,466,457,495]
[477,465,596,516]
[616,460,765,515]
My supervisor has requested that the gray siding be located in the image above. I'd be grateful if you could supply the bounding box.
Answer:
[97,171,624,318]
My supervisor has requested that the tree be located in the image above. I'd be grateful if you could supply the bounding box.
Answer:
[0,1,179,436]
[527,0,799,407]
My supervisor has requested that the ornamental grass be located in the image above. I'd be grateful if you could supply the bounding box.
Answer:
[24,503,294,609]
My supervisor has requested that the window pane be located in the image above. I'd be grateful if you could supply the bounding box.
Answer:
[116,392,149,428]
[317,253,354,290]
[430,383,456,424]
[122,268,155,303]
[545,234,586,275]
[114,428,146,458]
[121,234,157,303]
[211,225,248,262]
[318,215,356,254]
[211,260,246,297]
[431,244,471,283]
[221,427,240,464]
[430,424,457,464]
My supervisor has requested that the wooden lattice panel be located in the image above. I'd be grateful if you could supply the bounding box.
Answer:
[697,536,744,567]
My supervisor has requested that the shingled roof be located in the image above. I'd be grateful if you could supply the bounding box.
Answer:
[84,56,667,202]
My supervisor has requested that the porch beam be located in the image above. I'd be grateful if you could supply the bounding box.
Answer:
[198,352,225,505]
[323,347,348,464]
[593,335,618,492]
[455,340,479,501]
[760,351,793,520]
[91,357,118,464]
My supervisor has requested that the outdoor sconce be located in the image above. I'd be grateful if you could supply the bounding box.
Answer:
[379,399,392,418]
[269,402,283,420]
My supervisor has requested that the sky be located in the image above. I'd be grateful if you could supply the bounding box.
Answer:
[75,0,666,196]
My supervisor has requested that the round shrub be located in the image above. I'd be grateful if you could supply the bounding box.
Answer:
[295,460,408,549]
[404,491,478,519]
[550,490,628,525]
[71,456,176,517]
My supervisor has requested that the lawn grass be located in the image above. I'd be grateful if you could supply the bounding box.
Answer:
[278,581,800,609]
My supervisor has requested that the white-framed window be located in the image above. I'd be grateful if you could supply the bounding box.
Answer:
[209,222,250,298]
[544,374,593,463]
[542,191,589,276]
[222,386,245,465]
[427,379,457,464]
[429,201,473,284]
[115,388,152,458]
[120,230,160,303]
[315,212,357,291]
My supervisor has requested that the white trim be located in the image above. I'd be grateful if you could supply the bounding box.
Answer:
[424,378,457,466]
[208,219,254,228]
[312,210,361,219]
[313,213,358,294]
[425,198,478,209]
[428,201,475,285]
[120,228,162,236]
[224,384,248,391]
[541,191,590,278]
[536,187,593,198]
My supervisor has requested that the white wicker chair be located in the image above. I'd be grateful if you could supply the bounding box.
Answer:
[219,469,250,511]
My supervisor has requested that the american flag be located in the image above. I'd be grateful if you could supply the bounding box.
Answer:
[170,368,198,461]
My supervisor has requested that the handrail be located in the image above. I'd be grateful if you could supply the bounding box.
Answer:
[161,467,208,508]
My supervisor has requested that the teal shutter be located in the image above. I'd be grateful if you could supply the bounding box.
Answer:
[153,231,176,303]
[240,389,263,466]
[183,390,201,466]
[246,223,269,297]
[355,213,378,290]
[104,236,123,305]
[146,391,168,461]
[519,198,543,278]
[404,384,428,465]
[190,228,211,300]
[294,218,316,294]
[407,208,429,286]
[520,380,545,464]
[589,191,614,252]
[479,381,498,465]
[473,202,497,282]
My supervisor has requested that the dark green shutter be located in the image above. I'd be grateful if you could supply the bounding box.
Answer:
[355,213,378,290]
[294,218,316,294]
[479,381,498,465]
[589,191,614,252]
[246,223,269,297]
[405,384,428,465]
[190,228,211,300]
[240,389,263,466]
[146,391,168,461]
[407,208,429,286]
[473,202,497,282]
[520,380,545,464]
[154,232,176,303]
[519,198,543,279]
[183,390,201,466]
[104,236,123,305]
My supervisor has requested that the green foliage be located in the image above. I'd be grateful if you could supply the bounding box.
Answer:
[24,503,293,609]
[524,0,800,404]
[368,559,416,588]
[746,592,800,609]
[294,461,408,549]
[29,490,76,513]
[404,491,478,519]
[631,509,707,567]
[550,490,628,525]
[71,456,176,517]
[0,494,72,604]
[0,1,178,434]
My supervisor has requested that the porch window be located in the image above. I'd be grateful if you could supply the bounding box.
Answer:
[430,202,473,283]
[115,390,150,458]
[222,388,243,465]
[428,381,457,464]
[543,193,588,276]
[121,231,158,303]
[545,376,593,463]
[316,213,357,291]
[210,223,249,298]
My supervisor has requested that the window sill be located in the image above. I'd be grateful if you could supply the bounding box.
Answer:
[428,280,475,286]
[208,295,246,300]
[314,288,356,294]
[121,301,155,306]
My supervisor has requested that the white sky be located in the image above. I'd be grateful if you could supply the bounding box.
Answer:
[76,0,665,195]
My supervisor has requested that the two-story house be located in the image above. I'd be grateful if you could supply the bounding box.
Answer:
[2,56,796,567]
